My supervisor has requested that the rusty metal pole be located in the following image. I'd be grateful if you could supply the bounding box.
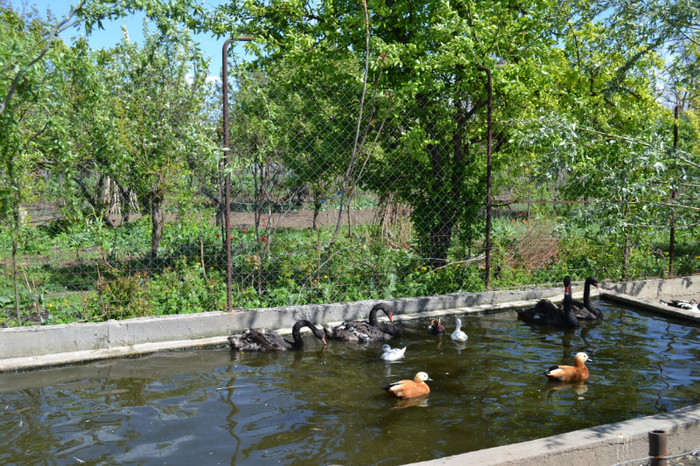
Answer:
[649,430,668,466]
[668,105,679,278]
[222,36,252,312]
[478,66,493,290]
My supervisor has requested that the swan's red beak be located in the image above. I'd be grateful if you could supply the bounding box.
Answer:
[322,336,327,345]
[389,311,394,322]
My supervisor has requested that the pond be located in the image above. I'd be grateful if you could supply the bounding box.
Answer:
[1,302,699,465]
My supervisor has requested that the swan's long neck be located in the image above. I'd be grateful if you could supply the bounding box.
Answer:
[583,281,592,307]
[290,321,308,349]
[562,289,577,325]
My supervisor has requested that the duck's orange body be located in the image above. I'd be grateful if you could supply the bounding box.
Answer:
[381,372,431,399]
[545,352,590,383]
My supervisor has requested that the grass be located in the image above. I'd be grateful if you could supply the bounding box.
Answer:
[0,208,698,327]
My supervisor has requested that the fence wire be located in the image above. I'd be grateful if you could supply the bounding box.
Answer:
[1,71,698,326]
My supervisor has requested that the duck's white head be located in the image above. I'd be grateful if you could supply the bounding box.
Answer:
[414,371,431,383]
[381,344,391,352]
[574,352,589,363]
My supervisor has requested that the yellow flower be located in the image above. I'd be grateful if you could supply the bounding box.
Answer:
[324,275,328,279]
[421,266,427,271]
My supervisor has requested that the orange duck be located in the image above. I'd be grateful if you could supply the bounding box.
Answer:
[544,352,590,383]
[381,372,432,399]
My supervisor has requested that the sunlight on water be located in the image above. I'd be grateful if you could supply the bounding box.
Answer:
[1,302,699,465]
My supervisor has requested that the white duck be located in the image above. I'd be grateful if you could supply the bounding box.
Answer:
[380,344,407,361]
[450,318,468,342]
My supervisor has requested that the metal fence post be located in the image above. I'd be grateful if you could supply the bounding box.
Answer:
[668,105,679,278]
[478,66,493,290]
[649,430,668,466]
[222,36,252,312]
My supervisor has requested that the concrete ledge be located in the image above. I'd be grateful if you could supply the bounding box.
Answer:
[601,275,698,302]
[0,286,564,372]
[412,403,700,466]
[0,275,696,373]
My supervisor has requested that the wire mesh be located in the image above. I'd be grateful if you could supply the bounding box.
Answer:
[1,68,698,326]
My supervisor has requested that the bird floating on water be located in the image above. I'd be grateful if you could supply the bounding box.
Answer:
[517,276,579,328]
[227,320,327,351]
[450,318,468,342]
[380,344,406,361]
[572,277,604,320]
[427,318,445,335]
[323,303,401,342]
[544,352,590,383]
[381,371,432,399]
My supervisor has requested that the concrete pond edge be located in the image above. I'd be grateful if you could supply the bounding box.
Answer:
[413,403,700,466]
[0,275,697,373]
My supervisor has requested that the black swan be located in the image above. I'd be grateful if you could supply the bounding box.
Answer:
[323,303,400,342]
[228,319,327,351]
[572,277,603,320]
[517,276,579,328]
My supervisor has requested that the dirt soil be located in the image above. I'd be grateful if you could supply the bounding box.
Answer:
[25,201,385,230]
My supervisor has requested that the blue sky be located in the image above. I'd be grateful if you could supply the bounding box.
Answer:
[10,0,247,77]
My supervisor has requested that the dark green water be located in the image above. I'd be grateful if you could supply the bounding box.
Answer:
[1,302,699,465]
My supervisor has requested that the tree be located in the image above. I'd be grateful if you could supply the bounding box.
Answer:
[206,0,568,268]
[105,24,216,262]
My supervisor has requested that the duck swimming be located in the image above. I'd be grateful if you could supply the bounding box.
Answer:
[517,276,579,328]
[572,277,603,320]
[228,319,327,351]
[380,344,407,361]
[323,303,400,342]
[544,352,590,383]
[450,318,468,342]
[381,371,431,399]
[427,318,445,335]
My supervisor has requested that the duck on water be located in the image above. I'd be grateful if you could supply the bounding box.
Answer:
[228,319,327,351]
[517,276,578,328]
[323,303,401,342]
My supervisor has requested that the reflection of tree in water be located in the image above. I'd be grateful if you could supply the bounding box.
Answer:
[220,362,242,464]
[219,348,328,463]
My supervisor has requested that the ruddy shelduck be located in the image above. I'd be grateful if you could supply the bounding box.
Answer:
[381,372,431,399]
[544,352,590,383]
[427,319,445,335]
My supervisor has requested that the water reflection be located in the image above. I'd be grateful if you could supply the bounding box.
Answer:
[0,303,698,465]
[392,395,430,409]
[544,381,589,397]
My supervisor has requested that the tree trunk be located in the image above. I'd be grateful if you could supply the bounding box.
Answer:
[150,191,165,262]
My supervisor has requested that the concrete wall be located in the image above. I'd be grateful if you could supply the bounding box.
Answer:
[0,286,560,372]
[414,403,700,466]
[601,275,698,302]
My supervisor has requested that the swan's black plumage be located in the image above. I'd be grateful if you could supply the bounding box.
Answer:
[228,319,327,351]
[572,277,603,320]
[517,276,579,328]
[323,303,400,342]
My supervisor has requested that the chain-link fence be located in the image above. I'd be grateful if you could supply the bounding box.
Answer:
[1,66,698,326]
